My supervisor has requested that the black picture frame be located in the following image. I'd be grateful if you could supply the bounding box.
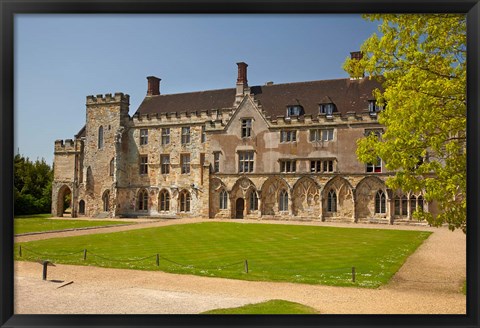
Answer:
[1,1,479,327]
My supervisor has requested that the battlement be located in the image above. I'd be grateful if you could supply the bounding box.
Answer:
[130,108,233,126]
[55,139,81,153]
[86,93,130,105]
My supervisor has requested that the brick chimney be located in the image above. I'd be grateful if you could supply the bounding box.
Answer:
[235,62,249,101]
[236,62,248,86]
[146,76,161,96]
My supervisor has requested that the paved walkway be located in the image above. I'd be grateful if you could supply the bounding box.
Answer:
[14,218,466,314]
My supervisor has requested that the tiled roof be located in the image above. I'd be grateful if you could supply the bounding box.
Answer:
[135,77,383,118]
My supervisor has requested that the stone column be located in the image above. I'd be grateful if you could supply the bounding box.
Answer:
[387,189,394,224]
[243,197,248,218]
[257,192,262,218]
[351,188,357,223]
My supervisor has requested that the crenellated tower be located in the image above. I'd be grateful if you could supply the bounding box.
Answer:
[81,92,130,217]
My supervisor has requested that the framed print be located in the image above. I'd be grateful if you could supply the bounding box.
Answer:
[1,1,479,327]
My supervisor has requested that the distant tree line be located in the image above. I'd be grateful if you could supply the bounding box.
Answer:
[14,154,53,215]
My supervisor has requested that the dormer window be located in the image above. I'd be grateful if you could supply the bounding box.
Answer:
[286,105,304,117]
[368,100,384,114]
[320,103,336,116]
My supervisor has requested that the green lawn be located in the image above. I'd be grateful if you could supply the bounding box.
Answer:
[15,222,431,288]
[14,214,130,234]
[201,300,318,314]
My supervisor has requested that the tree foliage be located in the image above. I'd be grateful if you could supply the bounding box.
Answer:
[344,14,466,232]
[14,154,53,215]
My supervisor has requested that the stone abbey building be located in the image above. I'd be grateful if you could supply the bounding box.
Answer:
[52,54,434,223]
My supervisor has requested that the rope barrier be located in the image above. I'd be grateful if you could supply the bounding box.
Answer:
[87,251,157,263]
[20,246,84,257]
[18,247,365,280]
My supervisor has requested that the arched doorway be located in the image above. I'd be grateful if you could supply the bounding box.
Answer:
[56,185,72,217]
[102,190,110,212]
[78,200,85,215]
[235,198,244,219]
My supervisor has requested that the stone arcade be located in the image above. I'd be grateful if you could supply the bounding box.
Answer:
[52,53,436,224]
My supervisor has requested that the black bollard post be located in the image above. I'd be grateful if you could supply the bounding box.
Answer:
[156,254,159,266]
[352,267,356,283]
[83,249,87,260]
[42,261,48,280]
[245,260,249,273]
[19,245,22,257]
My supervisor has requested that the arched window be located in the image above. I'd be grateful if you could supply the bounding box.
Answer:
[327,190,337,212]
[279,190,288,211]
[418,196,424,211]
[137,189,149,211]
[86,166,93,192]
[159,189,170,212]
[219,190,228,210]
[401,195,408,215]
[375,190,386,214]
[102,190,110,212]
[109,158,114,176]
[179,190,191,212]
[249,190,258,211]
[410,195,417,214]
[394,196,400,215]
[98,126,104,149]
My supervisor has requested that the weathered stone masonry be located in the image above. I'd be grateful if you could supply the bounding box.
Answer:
[52,55,435,224]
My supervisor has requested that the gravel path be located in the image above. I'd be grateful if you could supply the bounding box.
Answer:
[14,218,466,314]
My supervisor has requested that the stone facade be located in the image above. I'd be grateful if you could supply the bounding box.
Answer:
[52,57,435,224]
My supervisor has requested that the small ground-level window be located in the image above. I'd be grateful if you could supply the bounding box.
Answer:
[138,189,149,211]
[179,190,191,212]
[219,190,228,210]
[249,191,258,211]
[418,196,424,211]
[327,190,337,212]
[279,190,288,211]
[159,190,170,212]
[410,195,417,214]
[375,190,386,214]
[394,195,408,215]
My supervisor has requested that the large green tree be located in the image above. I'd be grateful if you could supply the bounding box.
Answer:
[344,14,466,232]
[14,154,53,215]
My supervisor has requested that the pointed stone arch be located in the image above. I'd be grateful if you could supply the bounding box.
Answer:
[260,176,289,216]
[55,184,72,217]
[209,178,228,218]
[355,176,388,221]
[322,176,354,221]
[292,176,321,217]
[231,177,257,219]
[102,189,110,212]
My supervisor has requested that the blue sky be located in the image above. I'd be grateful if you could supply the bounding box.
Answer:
[14,14,380,164]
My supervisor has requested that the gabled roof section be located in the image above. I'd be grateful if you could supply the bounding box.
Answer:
[251,78,383,118]
[134,77,383,118]
[319,95,335,104]
[136,88,236,115]
[75,125,86,138]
